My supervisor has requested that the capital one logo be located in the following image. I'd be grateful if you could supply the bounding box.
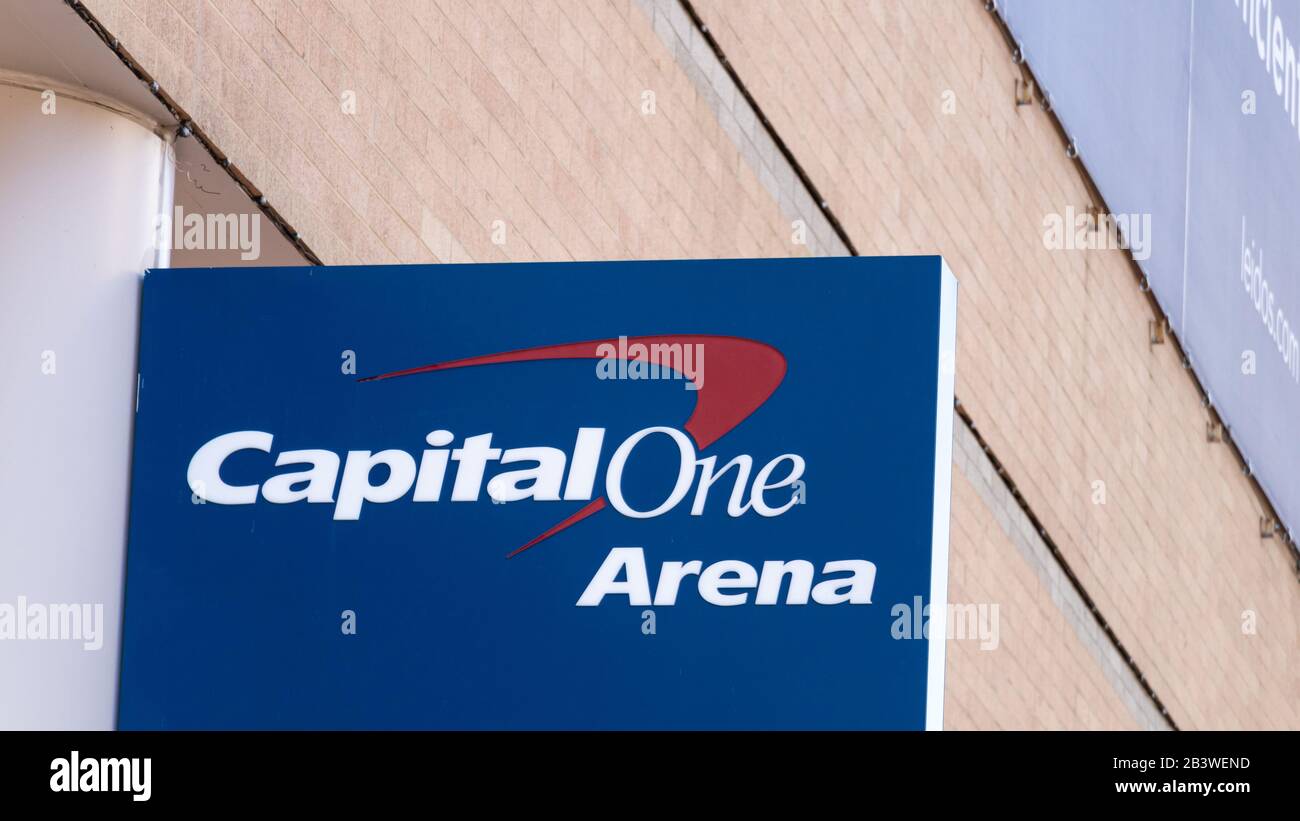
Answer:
[186,336,876,606]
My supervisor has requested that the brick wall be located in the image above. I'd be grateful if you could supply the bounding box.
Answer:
[79,0,1300,727]
[949,416,1162,729]
[689,0,1299,728]
[87,0,813,267]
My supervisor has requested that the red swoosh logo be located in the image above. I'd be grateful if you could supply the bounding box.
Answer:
[359,335,786,556]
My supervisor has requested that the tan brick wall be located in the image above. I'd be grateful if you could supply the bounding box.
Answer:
[86,0,812,266]
[689,0,1300,727]
[80,0,1299,727]
[948,469,1137,730]
[949,415,1162,729]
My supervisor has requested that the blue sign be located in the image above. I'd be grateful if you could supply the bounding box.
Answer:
[999,0,1300,538]
[119,257,956,729]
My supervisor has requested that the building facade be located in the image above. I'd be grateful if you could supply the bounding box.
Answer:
[1,0,1296,728]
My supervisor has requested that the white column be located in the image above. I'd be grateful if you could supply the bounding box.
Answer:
[0,74,174,729]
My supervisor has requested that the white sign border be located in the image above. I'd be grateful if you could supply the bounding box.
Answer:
[925,259,958,731]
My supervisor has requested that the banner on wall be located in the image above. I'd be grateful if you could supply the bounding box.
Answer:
[999,0,1300,537]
